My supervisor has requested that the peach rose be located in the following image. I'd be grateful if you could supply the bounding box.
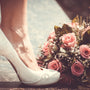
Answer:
[61,33,76,48]
[42,42,51,56]
[71,60,84,77]
[79,45,90,59]
[48,60,62,71]
[48,32,55,40]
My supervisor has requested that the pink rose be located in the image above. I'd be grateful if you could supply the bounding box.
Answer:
[42,42,51,56]
[79,45,90,59]
[61,33,76,48]
[48,32,55,40]
[71,60,84,77]
[48,59,62,71]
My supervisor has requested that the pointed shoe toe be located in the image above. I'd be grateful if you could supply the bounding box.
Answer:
[35,70,60,86]
[23,69,60,86]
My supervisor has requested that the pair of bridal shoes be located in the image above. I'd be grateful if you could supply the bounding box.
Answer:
[0,29,60,86]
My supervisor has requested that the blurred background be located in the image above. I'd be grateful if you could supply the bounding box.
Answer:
[0,0,89,82]
[56,0,90,19]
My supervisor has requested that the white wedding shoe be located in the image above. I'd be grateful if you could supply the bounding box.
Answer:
[0,29,60,86]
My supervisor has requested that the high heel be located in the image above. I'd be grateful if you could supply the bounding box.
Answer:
[0,29,60,86]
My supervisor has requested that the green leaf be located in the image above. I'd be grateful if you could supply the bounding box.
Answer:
[54,24,73,37]
[54,25,62,37]
[62,24,73,33]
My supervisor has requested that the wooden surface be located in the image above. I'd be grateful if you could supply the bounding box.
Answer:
[0,82,90,90]
[0,0,90,90]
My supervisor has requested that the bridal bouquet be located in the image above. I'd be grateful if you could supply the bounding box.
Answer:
[37,17,90,85]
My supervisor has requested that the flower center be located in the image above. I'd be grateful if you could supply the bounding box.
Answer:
[84,50,89,55]
[53,64,57,69]
[75,66,81,72]
[66,36,71,41]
